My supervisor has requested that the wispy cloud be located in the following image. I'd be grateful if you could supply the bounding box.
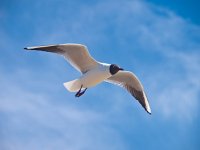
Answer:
[133,7,200,121]
[0,69,127,150]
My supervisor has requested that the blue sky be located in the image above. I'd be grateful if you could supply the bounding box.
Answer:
[0,0,200,150]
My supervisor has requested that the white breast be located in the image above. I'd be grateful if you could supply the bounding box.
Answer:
[80,63,111,88]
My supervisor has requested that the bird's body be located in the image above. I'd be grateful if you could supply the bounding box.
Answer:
[25,43,151,114]
[64,63,112,92]
[80,63,111,88]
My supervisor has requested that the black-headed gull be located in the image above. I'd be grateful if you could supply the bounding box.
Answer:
[24,44,151,114]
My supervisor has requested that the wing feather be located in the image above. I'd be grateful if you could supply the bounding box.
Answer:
[106,71,151,114]
[24,43,98,73]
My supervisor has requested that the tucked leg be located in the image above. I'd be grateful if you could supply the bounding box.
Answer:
[75,85,83,97]
[77,88,87,97]
[75,85,87,97]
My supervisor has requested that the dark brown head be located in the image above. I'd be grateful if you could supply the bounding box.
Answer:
[109,64,124,75]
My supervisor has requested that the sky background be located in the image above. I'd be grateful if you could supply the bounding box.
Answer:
[0,0,200,150]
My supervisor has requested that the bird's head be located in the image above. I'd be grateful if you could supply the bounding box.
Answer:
[109,64,124,75]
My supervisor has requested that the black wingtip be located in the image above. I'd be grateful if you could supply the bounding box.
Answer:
[146,109,151,115]
[147,110,152,115]
[24,47,28,50]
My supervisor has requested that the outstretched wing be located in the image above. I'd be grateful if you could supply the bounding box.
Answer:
[24,43,98,73]
[106,71,151,114]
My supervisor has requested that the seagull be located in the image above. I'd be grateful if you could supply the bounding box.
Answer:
[24,43,151,114]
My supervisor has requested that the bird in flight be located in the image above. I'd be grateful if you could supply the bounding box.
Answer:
[24,43,151,114]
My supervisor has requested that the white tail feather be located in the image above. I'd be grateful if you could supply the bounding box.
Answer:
[63,79,81,92]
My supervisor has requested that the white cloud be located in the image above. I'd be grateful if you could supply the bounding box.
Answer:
[135,3,199,122]
[0,69,127,150]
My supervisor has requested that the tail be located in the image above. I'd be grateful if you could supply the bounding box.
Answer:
[63,79,81,92]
